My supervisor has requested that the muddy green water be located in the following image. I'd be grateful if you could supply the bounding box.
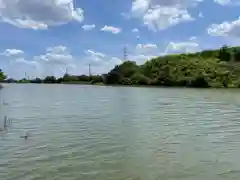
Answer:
[0,84,240,180]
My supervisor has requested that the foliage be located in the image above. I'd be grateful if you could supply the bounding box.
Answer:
[0,69,7,81]
[104,45,240,88]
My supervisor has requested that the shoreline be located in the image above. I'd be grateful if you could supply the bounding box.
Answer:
[3,82,240,89]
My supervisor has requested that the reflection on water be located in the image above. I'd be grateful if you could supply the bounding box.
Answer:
[0,84,240,180]
[0,96,12,137]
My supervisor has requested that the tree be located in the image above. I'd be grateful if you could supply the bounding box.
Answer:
[232,47,240,62]
[43,76,57,83]
[218,45,231,61]
[30,78,42,83]
[0,69,7,81]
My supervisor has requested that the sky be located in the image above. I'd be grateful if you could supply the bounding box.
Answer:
[0,0,239,79]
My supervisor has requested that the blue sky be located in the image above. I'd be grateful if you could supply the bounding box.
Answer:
[0,0,239,79]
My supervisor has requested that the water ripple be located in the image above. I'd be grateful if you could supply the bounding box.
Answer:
[1,85,240,180]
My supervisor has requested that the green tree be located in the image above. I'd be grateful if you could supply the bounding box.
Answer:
[218,45,231,61]
[0,69,7,81]
[43,76,57,83]
[232,47,240,62]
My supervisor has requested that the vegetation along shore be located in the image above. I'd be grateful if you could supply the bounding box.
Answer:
[1,45,240,88]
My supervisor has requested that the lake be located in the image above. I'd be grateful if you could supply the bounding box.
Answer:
[0,84,240,180]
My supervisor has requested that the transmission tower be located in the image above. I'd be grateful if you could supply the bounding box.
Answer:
[65,67,69,75]
[88,64,91,76]
[123,45,128,62]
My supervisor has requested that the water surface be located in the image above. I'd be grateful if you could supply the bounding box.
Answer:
[0,84,240,180]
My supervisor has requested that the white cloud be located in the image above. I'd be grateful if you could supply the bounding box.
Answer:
[78,49,125,74]
[207,17,240,38]
[60,50,110,75]
[121,43,163,64]
[32,45,77,77]
[136,43,157,49]
[35,45,73,65]
[67,63,76,69]
[15,58,39,67]
[85,50,105,58]
[82,24,96,31]
[46,45,67,54]
[134,44,159,60]
[111,57,123,64]
[189,36,197,40]
[59,63,76,73]
[101,25,121,34]
[129,44,165,64]
[121,12,131,19]
[214,0,240,6]
[0,0,84,30]
[129,54,158,64]
[1,49,24,56]
[130,0,199,31]
[165,41,199,53]
[143,6,194,31]
[83,50,107,66]
[132,28,139,32]
[198,12,203,18]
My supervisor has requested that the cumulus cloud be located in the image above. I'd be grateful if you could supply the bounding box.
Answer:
[132,28,139,32]
[198,12,203,18]
[124,41,200,64]
[120,43,163,64]
[121,12,131,19]
[214,0,240,6]
[142,6,194,31]
[1,49,24,56]
[127,41,200,64]
[135,43,159,56]
[130,0,199,31]
[0,0,84,30]
[111,57,123,64]
[15,58,39,67]
[67,63,77,69]
[189,36,197,40]
[101,25,121,34]
[207,17,240,38]
[83,49,108,66]
[82,24,96,31]
[136,43,157,49]
[34,45,73,65]
[165,41,199,53]
[30,45,78,77]
[69,49,123,75]
[85,50,105,58]
[129,54,159,64]
[46,45,67,54]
